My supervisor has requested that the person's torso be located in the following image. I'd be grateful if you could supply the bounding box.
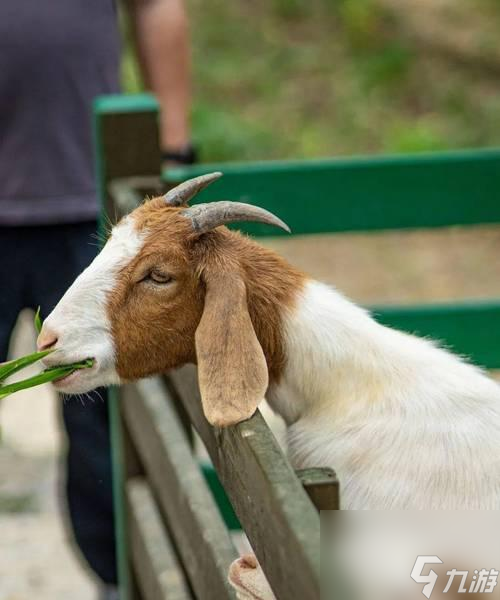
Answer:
[0,0,121,224]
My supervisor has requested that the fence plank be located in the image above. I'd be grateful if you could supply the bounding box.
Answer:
[164,148,500,237]
[297,468,340,511]
[169,366,320,600]
[122,379,237,600]
[127,478,192,600]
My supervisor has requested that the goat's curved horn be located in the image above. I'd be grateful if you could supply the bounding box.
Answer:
[182,201,291,234]
[163,172,223,207]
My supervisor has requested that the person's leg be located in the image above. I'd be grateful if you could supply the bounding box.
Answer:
[30,221,117,585]
[0,227,29,360]
[60,390,116,585]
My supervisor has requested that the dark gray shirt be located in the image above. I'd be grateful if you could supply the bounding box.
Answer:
[0,0,120,225]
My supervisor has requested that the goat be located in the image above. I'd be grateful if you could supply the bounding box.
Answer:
[38,172,500,511]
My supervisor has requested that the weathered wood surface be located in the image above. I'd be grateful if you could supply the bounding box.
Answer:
[127,478,192,600]
[297,468,340,511]
[122,379,237,600]
[169,365,320,600]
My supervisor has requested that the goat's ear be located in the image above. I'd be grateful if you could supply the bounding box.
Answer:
[195,270,268,427]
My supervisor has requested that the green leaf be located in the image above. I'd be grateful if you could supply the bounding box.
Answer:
[34,307,43,335]
[0,350,54,383]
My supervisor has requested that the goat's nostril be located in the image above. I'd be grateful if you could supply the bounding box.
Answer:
[37,327,59,351]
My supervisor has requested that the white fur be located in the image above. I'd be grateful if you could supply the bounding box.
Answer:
[267,280,500,509]
[42,217,145,393]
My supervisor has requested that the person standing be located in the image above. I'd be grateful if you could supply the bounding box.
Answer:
[0,1,195,597]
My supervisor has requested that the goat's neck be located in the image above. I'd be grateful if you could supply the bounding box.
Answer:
[237,239,399,425]
[265,279,393,425]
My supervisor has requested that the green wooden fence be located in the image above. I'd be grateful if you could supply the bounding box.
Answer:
[94,93,500,600]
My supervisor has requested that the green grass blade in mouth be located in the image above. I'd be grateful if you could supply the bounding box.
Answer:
[0,350,54,383]
[44,358,95,373]
[0,357,94,399]
[0,366,75,399]
[34,306,43,335]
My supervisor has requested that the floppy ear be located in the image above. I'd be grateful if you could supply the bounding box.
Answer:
[195,269,268,427]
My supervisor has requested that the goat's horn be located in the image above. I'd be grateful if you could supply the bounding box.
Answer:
[182,201,291,234]
[163,172,223,207]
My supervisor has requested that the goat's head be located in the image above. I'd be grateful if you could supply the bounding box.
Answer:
[38,173,293,426]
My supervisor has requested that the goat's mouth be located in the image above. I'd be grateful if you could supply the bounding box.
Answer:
[50,358,96,387]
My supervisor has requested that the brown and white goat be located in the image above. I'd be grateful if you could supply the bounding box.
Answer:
[39,172,500,511]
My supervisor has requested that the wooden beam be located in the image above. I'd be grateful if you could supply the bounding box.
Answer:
[164,148,500,237]
[127,478,192,600]
[122,379,237,600]
[297,468,340,511]
[169,365,320,600]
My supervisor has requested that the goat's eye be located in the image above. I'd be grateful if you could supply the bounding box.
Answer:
[146,270,172,285]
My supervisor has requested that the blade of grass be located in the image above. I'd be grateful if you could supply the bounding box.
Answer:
[0,367,75,399]
[0,350,54,383]
[34,307,43,335]
[0,360,94,399]
[44,358,94,373]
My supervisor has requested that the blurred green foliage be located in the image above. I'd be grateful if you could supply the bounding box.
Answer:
[121,0,500,162]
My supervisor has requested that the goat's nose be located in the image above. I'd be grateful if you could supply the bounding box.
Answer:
[37,326,59,351]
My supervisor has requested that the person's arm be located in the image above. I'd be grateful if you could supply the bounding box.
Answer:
[130,0,191,154]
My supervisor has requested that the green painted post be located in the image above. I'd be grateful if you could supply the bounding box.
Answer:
[93,98,136,600]
[93,93,162,600]
[107,388,130,600]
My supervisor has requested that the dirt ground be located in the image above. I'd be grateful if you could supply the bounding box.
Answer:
[1,222,500,600]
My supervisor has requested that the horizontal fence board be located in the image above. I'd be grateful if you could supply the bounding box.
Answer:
[164,149,500,236]
[122,379,237,600]
[373,300,500,369]
[297,468,340,511]
[127,478,192,600]
[94,93,159,114]
[169,365,320,600]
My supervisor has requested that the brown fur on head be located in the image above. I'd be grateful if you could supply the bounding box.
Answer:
[108,196,304,426]
[107,199,205,381]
